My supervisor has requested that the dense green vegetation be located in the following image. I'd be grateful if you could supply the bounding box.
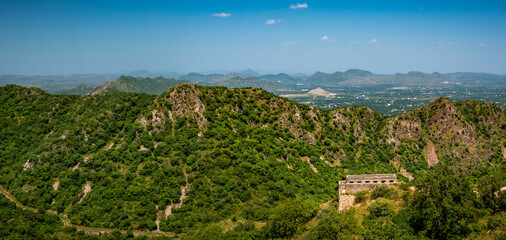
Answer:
[0,195,62,239]
[0,83,504,239]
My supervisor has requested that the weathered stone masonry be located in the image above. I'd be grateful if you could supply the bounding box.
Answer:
[338,174,397,211]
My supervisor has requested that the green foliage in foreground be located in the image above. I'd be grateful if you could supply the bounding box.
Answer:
[0,84,504,239]
[0,195,174,239]
[0,195,62,239]
[304,208,360,240]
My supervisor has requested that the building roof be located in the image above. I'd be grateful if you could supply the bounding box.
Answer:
[346,174,396,181]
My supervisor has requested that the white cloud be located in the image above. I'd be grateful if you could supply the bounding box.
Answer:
[320,36,334,42]
[477,43,485,47]
[266,19,281,25]
[369,38,378,43]
[437,41,444,44]
[290,3,308,9]
[212,12,231,17]
[285,41,297,45]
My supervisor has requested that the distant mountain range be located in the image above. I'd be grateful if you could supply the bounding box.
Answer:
[1,69,505,95]
[305,70,506,87]
[178,69,505,90]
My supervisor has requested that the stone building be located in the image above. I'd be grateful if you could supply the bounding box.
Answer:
[338,174,397,211]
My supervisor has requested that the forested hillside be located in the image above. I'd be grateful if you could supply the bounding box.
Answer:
[87,75,189,95]
[0,84,504,239]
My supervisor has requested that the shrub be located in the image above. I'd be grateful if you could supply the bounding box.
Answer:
[355,190,368,204]
[367,198,394,219]
[371,186,394,199]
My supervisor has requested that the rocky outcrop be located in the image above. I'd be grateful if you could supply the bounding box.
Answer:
[159,84,208,129]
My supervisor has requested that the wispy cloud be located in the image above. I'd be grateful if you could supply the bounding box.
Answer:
[290,3,308,9]
[320,35,333,42]
[212,12,231,17]
[266,19,282,25]
[369,38,378,43]
[477,43,485,47]
[437,41,456,45]
[285,41,297,45]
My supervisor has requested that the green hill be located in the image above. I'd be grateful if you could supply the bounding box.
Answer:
[87,75,189,95]
[0,84,504,239]
[178,72,228,83]
[53,84,95,95]
[305,69,376,86]
[260,73,298,85]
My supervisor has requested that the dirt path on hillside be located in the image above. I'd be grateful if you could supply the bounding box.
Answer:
[0,185,178,237]
[164,166,190,219]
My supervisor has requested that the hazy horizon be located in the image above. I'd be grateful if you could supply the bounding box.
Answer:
[1,0,505,75]
[2,68,506,77]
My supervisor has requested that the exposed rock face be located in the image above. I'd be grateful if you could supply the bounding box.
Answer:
[160,84,208,129]
[88,82,113,95]
[52,179,60,191]
[139,110,166,134]
[400,167,414,181]
[301,157,318,173]
[104,142,114,150]
[425,141,440,167]
[425,97,478,146]
[72,162,80,171]
[23,161,34,171]
[78,182,91,203]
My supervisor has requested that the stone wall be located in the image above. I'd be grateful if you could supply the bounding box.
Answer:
[338,174,397,211]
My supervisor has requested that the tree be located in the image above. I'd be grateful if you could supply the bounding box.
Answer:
[266,198,318,238]
[184,223,224,240]
[304,208,359,240]
[366,198,394,219]
[409,165,478,239]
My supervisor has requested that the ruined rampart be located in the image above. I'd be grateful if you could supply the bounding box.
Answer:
[338,174,397,211]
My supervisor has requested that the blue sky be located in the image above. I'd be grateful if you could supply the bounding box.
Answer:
[0,0,505,75]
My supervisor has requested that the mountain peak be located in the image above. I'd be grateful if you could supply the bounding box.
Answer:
[345,69,373,76]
